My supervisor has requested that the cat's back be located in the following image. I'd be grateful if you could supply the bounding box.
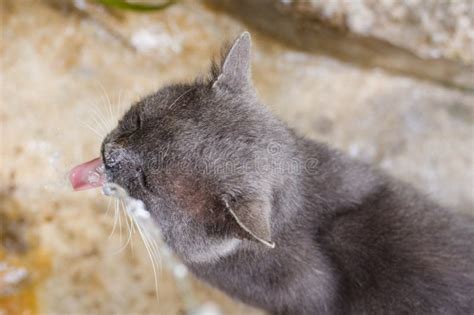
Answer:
[318,176,474,314]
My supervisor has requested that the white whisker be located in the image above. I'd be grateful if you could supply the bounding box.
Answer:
[91,102,113,132]
[91,91,113,131]
[168,88,194,110]
[114,89,124,123]
[109,200,120,238]
[118,202,123,245]
[133,218,161,297]
[88,110,110,135]
[123,199,136,250]
[105,197,113,217]
[117,89,125,119]
[102,183,163,299]
[111,200,134,254]
[98,83,115,129]
[79,120,104,138]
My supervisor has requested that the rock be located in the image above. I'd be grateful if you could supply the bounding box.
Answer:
[205,0,474,90]
[293,0,474,64]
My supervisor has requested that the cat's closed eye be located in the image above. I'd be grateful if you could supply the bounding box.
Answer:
[120,109,142,135]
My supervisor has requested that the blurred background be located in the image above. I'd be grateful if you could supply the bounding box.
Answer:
[1,0,473,314]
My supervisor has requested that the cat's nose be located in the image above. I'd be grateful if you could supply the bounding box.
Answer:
[103,142,125,169]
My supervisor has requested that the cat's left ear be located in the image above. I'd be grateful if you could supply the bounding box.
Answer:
[213,32,252,90]
[223,196,275,248]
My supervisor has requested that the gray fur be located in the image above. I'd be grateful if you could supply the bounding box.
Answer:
[101,32,474,314]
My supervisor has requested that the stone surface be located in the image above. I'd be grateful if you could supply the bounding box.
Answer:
[1,0,473,314]
[206,0,474,90]
[298,0,474,64]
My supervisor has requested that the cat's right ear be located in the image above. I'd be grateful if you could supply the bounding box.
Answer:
[212,32,252,90]
[223,196,275,248]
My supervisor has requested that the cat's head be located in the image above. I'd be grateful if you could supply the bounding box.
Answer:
[101,32,293,263]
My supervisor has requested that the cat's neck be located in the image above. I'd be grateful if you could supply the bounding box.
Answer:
[265,136,383,239]
[299,138,381,210]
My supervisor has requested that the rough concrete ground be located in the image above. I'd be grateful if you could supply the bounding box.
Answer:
[1,0,473,314]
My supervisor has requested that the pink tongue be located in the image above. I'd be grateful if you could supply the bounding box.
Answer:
[69,157,105,191]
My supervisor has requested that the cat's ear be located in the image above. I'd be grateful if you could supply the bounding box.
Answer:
[212,32,252,90]
[223,197,275,248]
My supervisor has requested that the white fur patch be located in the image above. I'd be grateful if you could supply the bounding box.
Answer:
[188,238,242,264]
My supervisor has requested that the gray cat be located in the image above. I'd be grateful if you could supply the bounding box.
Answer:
[99,33,474,314]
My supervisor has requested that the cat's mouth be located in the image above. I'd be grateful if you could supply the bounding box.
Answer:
[69,157,105,191]
[69,157,150,196]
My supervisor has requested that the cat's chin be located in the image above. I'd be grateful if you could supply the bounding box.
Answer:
[182,238,242,265]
